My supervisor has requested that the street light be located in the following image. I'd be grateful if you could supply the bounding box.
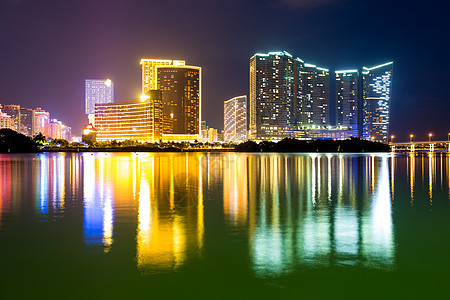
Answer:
[410,134,414,143]
[448,133,450,142]
[390,135,395,144]
[429,133,433,143]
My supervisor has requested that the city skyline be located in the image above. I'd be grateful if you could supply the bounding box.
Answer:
[0,0,448,141]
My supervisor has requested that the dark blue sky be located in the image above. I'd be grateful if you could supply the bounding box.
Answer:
[0,0,448,141]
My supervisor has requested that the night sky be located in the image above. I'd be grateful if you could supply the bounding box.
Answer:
[1,0,448,141]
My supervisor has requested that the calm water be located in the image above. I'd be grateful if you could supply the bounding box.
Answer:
[1,152,450,299]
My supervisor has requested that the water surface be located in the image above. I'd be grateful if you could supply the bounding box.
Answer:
[1,152,449,299]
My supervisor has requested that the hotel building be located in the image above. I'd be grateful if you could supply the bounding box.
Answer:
[140,59,186,93]
[0,106,13,129]
[33,107,50,137]
[94,90,162,142]
[2,105,21,132]
[224,95,247,142]
[156,65,201,140]
[85,79,114,125]
[19,107,34,136]
[335,70,359,137]
[249,51,294,140]
[362,62,393,143]
[297,62,330,127]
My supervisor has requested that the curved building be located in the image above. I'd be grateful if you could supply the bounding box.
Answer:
[94,90,162,142]
[362,62,393,143]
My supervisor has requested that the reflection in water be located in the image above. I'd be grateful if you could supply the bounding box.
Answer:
[3,152,450,277]
[83,154,114,253]
[244,154,395,276]
[136,154,204,273]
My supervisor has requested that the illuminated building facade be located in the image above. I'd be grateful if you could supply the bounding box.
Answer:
[297,62,330,127]
[61,124,71,141]
[20,107,34,136]
[2,105,20,132]
[249,51,294,140]
[335,70,359,137]
[156,65,201,136]
[362,62,393,142]
[140,59,186,93]
[33,107,50,137]
[224,95,247,142]
[85,79,114,123]
[0,106,13,129]
[49,119,63,139]
[95,90,162,142]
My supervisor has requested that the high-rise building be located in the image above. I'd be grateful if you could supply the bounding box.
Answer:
[49,119,63,139]
[362,62,393,143]
[297,63,330,127]
[33,107,50,137]
[224,95,247,142]
[156,65,201,136]
[249,51,294,140]
[85,79,114,120]
[61,124,72,141]
[335,70,359,137]
[2,105,21,132]
[0,106,13,130]
[20,107,34,136]
[140,59,186,94]
[95,90,162,142]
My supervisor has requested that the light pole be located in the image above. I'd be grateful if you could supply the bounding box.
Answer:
[429,133,433,143]
[410,134,414,143]
[390,135,395,144]
[448,133,450,142]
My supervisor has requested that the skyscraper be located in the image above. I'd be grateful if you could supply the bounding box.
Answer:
[335,70,359,137]
[156,65,201,136]
[224,95,247,142]
[0,106,13,130]
[249,51,294,140]
[95,90,162,142]
[85,79,114,123]
[33,107,50,137]
[140,59,186,94]
[2,105,20,132]
[362,62,393,143]
[20,107,34,136]
[297,63,330,127]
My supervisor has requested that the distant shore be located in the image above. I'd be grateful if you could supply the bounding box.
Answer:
[1,128,390,153]
[40,138,389,153]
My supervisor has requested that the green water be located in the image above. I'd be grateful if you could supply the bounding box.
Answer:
[1,152,449,299]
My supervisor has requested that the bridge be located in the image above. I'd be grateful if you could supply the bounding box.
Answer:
[390,140,450,152]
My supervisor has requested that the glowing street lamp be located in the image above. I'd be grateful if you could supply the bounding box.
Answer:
[429,133,433,143]
[410,134,414,143]
[390,135,395,144]
[448,133,450,142]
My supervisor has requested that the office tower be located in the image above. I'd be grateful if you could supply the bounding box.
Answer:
[33,107,50,137]
[85,79,114,125]
[20,107,34,136]
[95,90,162,142]
[335,70,359,136]
[224,95,247,142]
[2,105,20,132]
[156,65,201,136]
[297,62,330,127]
[362,62,393,143]
[249,51,294,140]
[140,59,186,94]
